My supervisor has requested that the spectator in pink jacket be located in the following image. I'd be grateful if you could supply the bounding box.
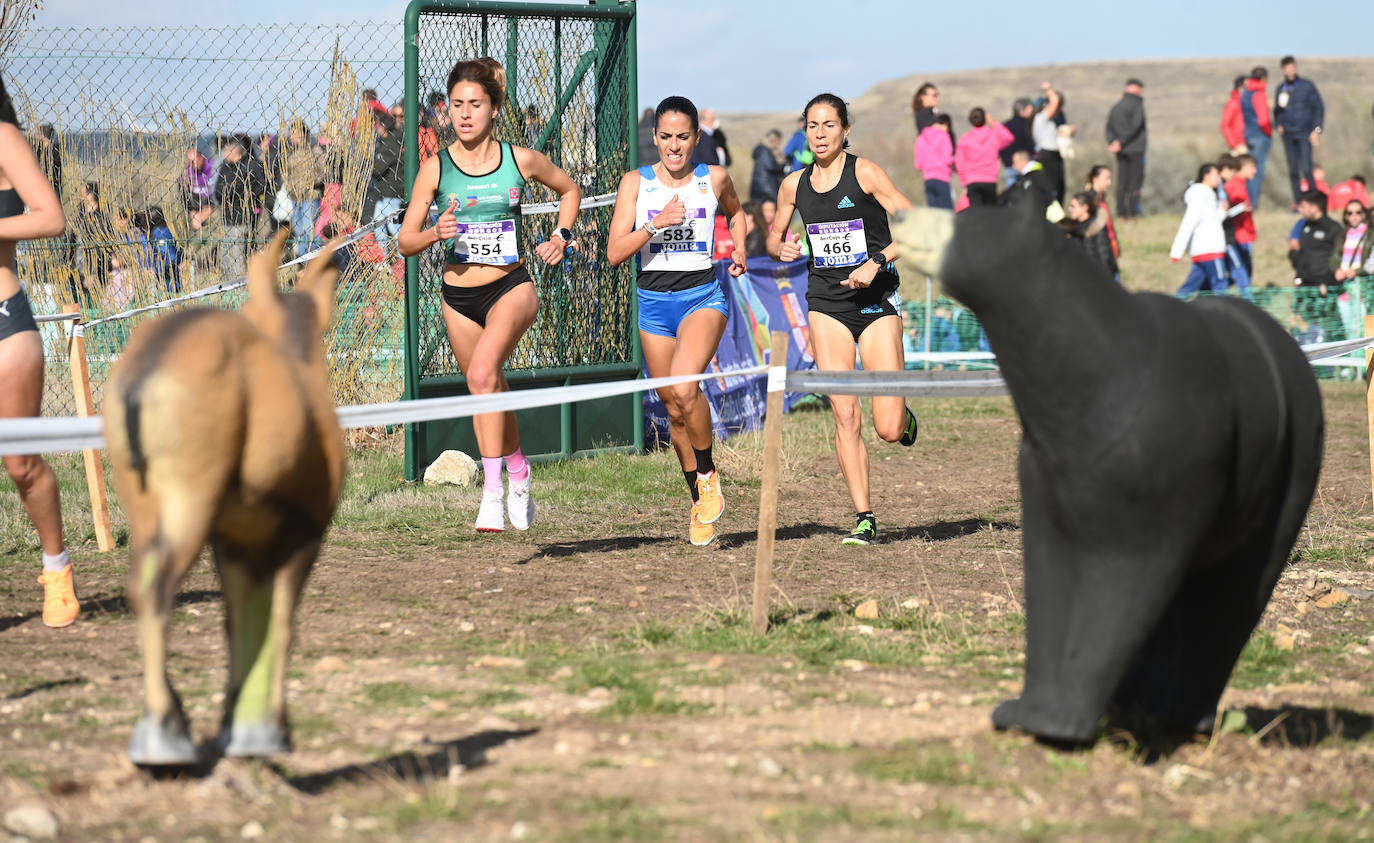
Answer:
[914,113,955,209]
[954,107,1014,206]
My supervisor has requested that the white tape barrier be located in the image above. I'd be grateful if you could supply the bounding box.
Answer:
[6,329,1370,455]
[789,370,1006,397]
[70,208,406,334]
[34,312,80,324]
[0,365,764,457]
[1305,336,1374,367]
[336,364,765,428]
[904,351,998,365]
[45,192,617,335]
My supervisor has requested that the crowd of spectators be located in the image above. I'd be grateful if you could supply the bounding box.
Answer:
[54,85,458,312]
[37,54,1373,357]
[889,53,1374,361]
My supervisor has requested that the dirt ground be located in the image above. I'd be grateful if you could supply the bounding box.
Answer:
[2,385,1373,841]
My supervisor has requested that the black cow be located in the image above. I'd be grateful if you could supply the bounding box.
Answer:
[890,203,1324,743]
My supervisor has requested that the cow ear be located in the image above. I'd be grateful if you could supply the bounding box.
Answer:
[248,227,291,304]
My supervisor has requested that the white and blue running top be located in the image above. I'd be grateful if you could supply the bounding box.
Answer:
[635,162,718,279]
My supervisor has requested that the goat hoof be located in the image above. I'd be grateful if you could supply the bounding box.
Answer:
[218,721,290,757]
[128,713,198,767]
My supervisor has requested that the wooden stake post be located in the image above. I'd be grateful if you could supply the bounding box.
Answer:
[752,330,790,635]
[64,305,115,551]
[1366,315,1374,509]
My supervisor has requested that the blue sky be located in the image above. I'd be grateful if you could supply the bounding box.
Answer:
[35,0,1374,114]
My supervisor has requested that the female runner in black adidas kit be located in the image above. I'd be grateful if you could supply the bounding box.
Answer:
[768,93,918,546]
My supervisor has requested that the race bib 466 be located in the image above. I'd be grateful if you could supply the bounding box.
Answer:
[807,219,867,268]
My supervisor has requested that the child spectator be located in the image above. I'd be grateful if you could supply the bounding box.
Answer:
[1170,163,1227,297]
[914,114,955,210]
[1332,199,1374,341]
[133,206,181,295]
[1084,165,1121,268]
[1223,154,1258,301]
[1059,191,1118,279]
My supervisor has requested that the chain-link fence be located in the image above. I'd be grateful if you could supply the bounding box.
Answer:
[5,22,409,417]
[410,9,635,381]
[904,282,1371,379]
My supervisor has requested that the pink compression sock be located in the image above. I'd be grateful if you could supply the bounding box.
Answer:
[504,447,530,482]
[482,456,504,494]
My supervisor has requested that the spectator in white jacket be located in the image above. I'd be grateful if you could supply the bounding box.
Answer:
[1171,163,1228,296]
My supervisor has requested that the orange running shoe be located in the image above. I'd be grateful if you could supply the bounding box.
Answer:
[689,502,716,547]
[38,564,80,628]
[695,470,724,524]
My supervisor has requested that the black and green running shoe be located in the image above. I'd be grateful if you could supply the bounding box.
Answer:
[843,515,877,546]
[899,405,919,446]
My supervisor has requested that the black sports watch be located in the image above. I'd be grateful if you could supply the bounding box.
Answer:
[552,227,575,246]
[869,249,888,267]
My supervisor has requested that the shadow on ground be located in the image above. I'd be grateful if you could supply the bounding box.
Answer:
[283,728,541,794]
[0,589,221,634]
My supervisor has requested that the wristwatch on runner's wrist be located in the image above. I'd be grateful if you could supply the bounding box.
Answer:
[643,219,659,236]
[553,227,575,247]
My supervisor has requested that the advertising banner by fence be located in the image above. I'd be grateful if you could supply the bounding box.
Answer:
[643,257,816,447]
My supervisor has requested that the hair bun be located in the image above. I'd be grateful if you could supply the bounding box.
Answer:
[479,57,508,93]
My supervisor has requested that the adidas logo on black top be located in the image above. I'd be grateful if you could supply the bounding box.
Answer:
[837,195,855,209]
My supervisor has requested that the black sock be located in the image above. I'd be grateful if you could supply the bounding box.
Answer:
[857,510,875,525]
[684,470,700,502]
[693,446,716,476]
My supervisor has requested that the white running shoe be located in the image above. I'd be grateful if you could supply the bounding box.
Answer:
[507,470,533,531]
[475,489,505,533]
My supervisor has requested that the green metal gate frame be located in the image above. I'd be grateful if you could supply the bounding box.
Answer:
[402,0,640,481]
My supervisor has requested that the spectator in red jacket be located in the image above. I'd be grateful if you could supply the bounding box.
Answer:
[1219,154,1255,300]
[1240,68,1273,208]
[1220,76,1246,154]
[1329,175,1369,214]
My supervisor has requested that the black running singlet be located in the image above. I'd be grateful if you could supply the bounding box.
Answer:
[0,188,22,218]
[793,153,898,310]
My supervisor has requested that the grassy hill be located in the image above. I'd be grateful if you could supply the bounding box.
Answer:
[720,56,1374,293]
[722,57,1374,210]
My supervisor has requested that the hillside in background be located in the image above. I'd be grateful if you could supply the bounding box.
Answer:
[721,57,1374,215]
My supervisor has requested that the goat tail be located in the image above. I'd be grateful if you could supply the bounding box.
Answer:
[124,381,147,481]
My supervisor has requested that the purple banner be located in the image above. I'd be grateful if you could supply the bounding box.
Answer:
[643,257,816,447]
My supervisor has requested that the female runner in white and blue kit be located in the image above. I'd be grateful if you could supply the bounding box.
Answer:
[607,96,747,547]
